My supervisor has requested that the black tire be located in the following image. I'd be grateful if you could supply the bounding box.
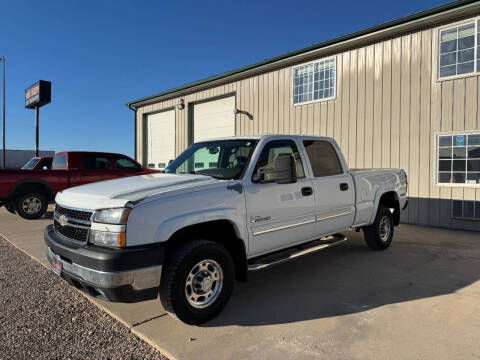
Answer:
[14,192,48,220]
[363,206,394,251]
[160,239,235,325]
[5,202,16,214]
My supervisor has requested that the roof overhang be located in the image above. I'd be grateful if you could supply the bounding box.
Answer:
[126,0,480,108]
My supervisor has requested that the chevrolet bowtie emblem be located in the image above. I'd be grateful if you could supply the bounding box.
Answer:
[59,215,68,227]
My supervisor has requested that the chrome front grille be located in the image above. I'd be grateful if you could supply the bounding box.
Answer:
[54,205,93,243]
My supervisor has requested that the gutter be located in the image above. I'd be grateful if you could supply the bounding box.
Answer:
[126,0,480,108]
[128,105,138,161]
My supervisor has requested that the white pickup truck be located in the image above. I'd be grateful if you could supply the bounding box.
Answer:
[45,135,408,324]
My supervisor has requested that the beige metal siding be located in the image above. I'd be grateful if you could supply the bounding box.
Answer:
[135,14,480,231]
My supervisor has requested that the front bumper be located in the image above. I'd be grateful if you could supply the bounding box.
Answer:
[44,224,164,303]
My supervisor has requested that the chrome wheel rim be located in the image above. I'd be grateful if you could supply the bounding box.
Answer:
[22,197,42,214]
[379,216,391,242]
[185,259,223,309]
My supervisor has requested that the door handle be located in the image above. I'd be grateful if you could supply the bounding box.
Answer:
[339,183,349,191]
[301,187,313,196]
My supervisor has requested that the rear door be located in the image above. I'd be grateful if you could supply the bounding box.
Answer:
[77,154,115,186]
[303,140,355,236]
[244,139,316,257]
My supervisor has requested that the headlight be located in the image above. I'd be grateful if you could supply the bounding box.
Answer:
[93,208,131,225]
[90,230,126,248]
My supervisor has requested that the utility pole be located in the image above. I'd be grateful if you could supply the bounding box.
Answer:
[0,57,5,169]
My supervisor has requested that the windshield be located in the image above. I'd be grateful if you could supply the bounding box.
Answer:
[164,139,257,180]
[21,158,40,170]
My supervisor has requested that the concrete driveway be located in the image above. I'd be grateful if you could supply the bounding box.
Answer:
[1,206,479,360]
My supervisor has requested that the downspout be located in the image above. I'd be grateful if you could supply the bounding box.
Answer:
[128,104,138,162]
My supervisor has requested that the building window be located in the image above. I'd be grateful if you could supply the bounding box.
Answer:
[437,133,480,185]
[293,57,336,105]
[438,20,477,79]
[452,200,480,220]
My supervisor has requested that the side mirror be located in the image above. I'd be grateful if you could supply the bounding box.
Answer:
[274,154,297,184]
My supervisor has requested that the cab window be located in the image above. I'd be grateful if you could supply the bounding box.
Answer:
[83,155,110,170]
[52,155,67,170]
[115,157,140,170]
[303,140,343,177]
[255,140,305,181]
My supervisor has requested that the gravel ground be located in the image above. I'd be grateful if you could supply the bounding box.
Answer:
[0,236,167,360]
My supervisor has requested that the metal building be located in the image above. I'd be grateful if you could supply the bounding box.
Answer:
[127,0,480,231]
[0,149,55,169]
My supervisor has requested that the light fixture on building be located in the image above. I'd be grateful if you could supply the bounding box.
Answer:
[234,108,253,120]
[177,98,185,110]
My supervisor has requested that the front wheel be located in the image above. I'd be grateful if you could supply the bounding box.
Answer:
[159,240,234,325]
[14,192,48,220]
[363,206,394,251]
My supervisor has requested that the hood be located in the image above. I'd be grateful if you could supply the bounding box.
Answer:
[55,173,220,210]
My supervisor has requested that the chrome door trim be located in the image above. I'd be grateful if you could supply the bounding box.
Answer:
[316,211,352,222]
[253,219,316,236]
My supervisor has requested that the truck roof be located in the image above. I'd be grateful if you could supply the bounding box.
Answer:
[202,134,334,142]
[55,151,134,157]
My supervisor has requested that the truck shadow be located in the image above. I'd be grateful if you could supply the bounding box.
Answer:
[204,225,480,327]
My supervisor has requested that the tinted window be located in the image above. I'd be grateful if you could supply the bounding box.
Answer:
[115,157,139,170]
[52,155,67,169]
[255,140,305,181]
[303,140,343,177]
[83,155,110,170]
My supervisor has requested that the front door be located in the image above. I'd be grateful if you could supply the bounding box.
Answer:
[244,139,316,257]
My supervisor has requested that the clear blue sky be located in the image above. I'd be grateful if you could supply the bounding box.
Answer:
[1,0,446,158]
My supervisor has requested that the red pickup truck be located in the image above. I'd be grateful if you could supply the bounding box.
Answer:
[0,151,157,219]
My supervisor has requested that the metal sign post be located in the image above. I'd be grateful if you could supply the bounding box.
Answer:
[25,80,51,156]
[35,106,39,157]
[0,56,5,169]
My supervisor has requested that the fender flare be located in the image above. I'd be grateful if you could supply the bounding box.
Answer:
[9,179,54,201]
[369,189,400,224]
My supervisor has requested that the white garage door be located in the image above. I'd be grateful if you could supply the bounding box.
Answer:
[194,96,235,142]
[146,110,175,169]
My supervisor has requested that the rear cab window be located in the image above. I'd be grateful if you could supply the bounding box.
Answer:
[114,157,140,170]
[83,155,111,170]
[303,140,343,177]
[52,154,67,170]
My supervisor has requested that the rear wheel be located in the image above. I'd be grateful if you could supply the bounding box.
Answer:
[14,192,48,220]
[363,206,394,251]
[160,239,234,325]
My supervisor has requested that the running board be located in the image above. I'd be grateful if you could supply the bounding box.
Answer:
[248,233,347,271]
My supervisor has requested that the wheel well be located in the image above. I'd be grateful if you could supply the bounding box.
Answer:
[378,191,400,225]
[165,220,248,282]
[10,182,53,202]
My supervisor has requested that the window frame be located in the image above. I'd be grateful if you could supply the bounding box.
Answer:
[291,56,337,106]
[434,130,480,188]
[436,17,479,82]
